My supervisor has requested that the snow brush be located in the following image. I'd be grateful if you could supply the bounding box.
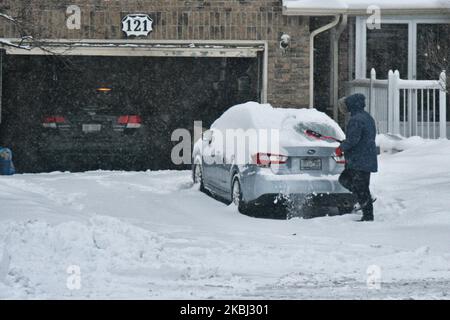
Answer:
[304,129,343,143]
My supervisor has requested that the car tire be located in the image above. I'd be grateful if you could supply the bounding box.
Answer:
[193,163,205,192]
[231,176,250,215]
[338,206,354,215]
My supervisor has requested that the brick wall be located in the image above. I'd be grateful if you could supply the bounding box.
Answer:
[0,0,310,108]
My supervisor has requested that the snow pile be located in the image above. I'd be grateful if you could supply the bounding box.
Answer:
[376,134,439,153]
[2,213,449,299]
[0,216,164,298]
[373,137,450,225]
[210,101,344,148]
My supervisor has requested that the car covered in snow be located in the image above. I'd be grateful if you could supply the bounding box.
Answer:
[192,102,357,218]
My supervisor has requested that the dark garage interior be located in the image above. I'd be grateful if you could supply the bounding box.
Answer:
[0,52,262,173]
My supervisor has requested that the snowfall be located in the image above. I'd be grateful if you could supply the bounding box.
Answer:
[1,136,450,299]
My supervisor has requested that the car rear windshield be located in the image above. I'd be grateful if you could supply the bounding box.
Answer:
[43,87,137,115]
[294,122,341,142]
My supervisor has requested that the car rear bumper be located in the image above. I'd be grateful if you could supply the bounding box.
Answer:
[241,169,352,204]
[40,145,145,154]
[39,136,147,153]
[250,193,357,208]
[37,137,150,171]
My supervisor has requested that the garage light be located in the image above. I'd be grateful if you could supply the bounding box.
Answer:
[96,87,112,92]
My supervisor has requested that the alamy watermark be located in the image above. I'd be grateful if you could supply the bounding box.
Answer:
[366,5,381,30]
[66,265,81,290]
[171,121,281,166]
[366,265,382,290]
[66,5,81,30]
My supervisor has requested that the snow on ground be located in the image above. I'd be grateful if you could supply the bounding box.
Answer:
[1,137,450,299]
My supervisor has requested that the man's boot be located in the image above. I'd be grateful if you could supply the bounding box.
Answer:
[360,204,374,221]
[353,195,377,212]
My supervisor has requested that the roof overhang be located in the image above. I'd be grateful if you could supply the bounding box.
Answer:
[0,39,265,58]
[282,0,450,16]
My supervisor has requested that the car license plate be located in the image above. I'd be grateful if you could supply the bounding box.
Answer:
[300,158,322,170]
[82,124,102,133]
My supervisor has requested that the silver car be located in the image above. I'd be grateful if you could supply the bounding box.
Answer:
[192,103,356,218]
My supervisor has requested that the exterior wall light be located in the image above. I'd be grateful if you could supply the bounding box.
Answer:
[280,33,291,51]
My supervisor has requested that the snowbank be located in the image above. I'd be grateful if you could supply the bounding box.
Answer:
[0,216,164,298]
[376,134,442,153]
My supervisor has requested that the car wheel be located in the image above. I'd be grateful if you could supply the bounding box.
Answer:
[338,206,354,215]
[193,164,205,192]
[232,177,250,215]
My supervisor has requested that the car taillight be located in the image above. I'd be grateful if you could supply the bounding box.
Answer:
[42,116,66,128]
[253,153,288,167]
[117,115,142,129]
[332,152,346,164]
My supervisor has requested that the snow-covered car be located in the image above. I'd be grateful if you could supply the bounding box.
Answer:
[192,102,357,218]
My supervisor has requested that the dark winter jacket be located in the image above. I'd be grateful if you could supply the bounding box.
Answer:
[340,94,378,173]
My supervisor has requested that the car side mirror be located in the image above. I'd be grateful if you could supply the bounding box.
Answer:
[202,130,213,143]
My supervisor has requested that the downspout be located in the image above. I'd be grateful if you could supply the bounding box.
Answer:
[0,49,3,124]
[332,14,348,121]
[309,14,341,108]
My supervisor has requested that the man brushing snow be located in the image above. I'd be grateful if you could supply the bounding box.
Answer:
[336,94,377,221]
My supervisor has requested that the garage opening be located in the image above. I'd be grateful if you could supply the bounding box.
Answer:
[0,42,265,173]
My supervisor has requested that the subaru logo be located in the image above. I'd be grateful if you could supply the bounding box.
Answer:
[307,149,316,155]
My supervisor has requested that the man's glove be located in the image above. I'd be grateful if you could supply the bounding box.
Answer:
[335,147,344,157]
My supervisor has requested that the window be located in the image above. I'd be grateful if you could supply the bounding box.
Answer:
[417,24,450,121]
[366,24,408,79]
[417,24,450,80]
[355,16,450,81]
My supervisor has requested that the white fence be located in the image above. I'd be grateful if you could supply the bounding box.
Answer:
[347,69,447,139]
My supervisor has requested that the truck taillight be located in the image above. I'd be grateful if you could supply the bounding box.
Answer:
[253,153,288,167]
[43,116,66,128]
[117,115,142,129]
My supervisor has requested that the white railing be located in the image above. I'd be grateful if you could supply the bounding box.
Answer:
[388,70,447,139]
[346,69,447,139]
